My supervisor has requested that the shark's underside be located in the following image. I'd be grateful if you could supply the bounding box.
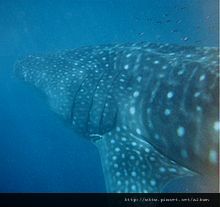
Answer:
[15,42,219,192]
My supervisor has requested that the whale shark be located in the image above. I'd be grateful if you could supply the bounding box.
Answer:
[15,42,219,193]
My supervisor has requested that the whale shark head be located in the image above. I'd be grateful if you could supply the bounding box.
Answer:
[15,42,219,192]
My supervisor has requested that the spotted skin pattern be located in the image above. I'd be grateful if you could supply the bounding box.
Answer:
[15,42,219,192]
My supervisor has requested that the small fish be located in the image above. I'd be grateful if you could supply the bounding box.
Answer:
[176,20,182,24]
[138,32,144,37]
[182,36,189,41]
[171,29,179,33]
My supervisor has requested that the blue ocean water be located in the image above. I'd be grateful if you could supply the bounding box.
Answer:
[0,0,218,192]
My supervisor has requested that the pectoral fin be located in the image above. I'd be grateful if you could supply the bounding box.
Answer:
[94,128,196,193]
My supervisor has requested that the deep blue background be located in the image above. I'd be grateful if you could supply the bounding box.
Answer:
[0,0,218,192]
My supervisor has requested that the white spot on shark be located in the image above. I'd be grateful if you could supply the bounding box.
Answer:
[196,106,202,111]
[167,91,174,99]
[114,163,119,168]
[181,149,188,158]
[116,172,121,176]
[117,180,122,186]
[136,128,141,135]
[124,64,129,70]
[177,126,185,137]
[213,121,220,131]
[159,167,166,172]
[129,107,135,115]
[199,74,205,81]
[169,168,177,172]
[209,150,217,164]
[112,156,117,160]
[116,127,121,132]
[145,148,150,153]
[162,65,168,70]
[133,91,140,97]
[164,109,171,116]
[154,60,160,64]
[131,171,137,177]
[150,179,156,186]
[194,92,200,97]
[122,137,127,141]
[177,70,184,75]
[110,139,115,144]
[136,76,142,82]
[130,155,135,160]
[115,147,120,152]
[131,185,136,191]
[132,142,137,146]
[149,157,155,161]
